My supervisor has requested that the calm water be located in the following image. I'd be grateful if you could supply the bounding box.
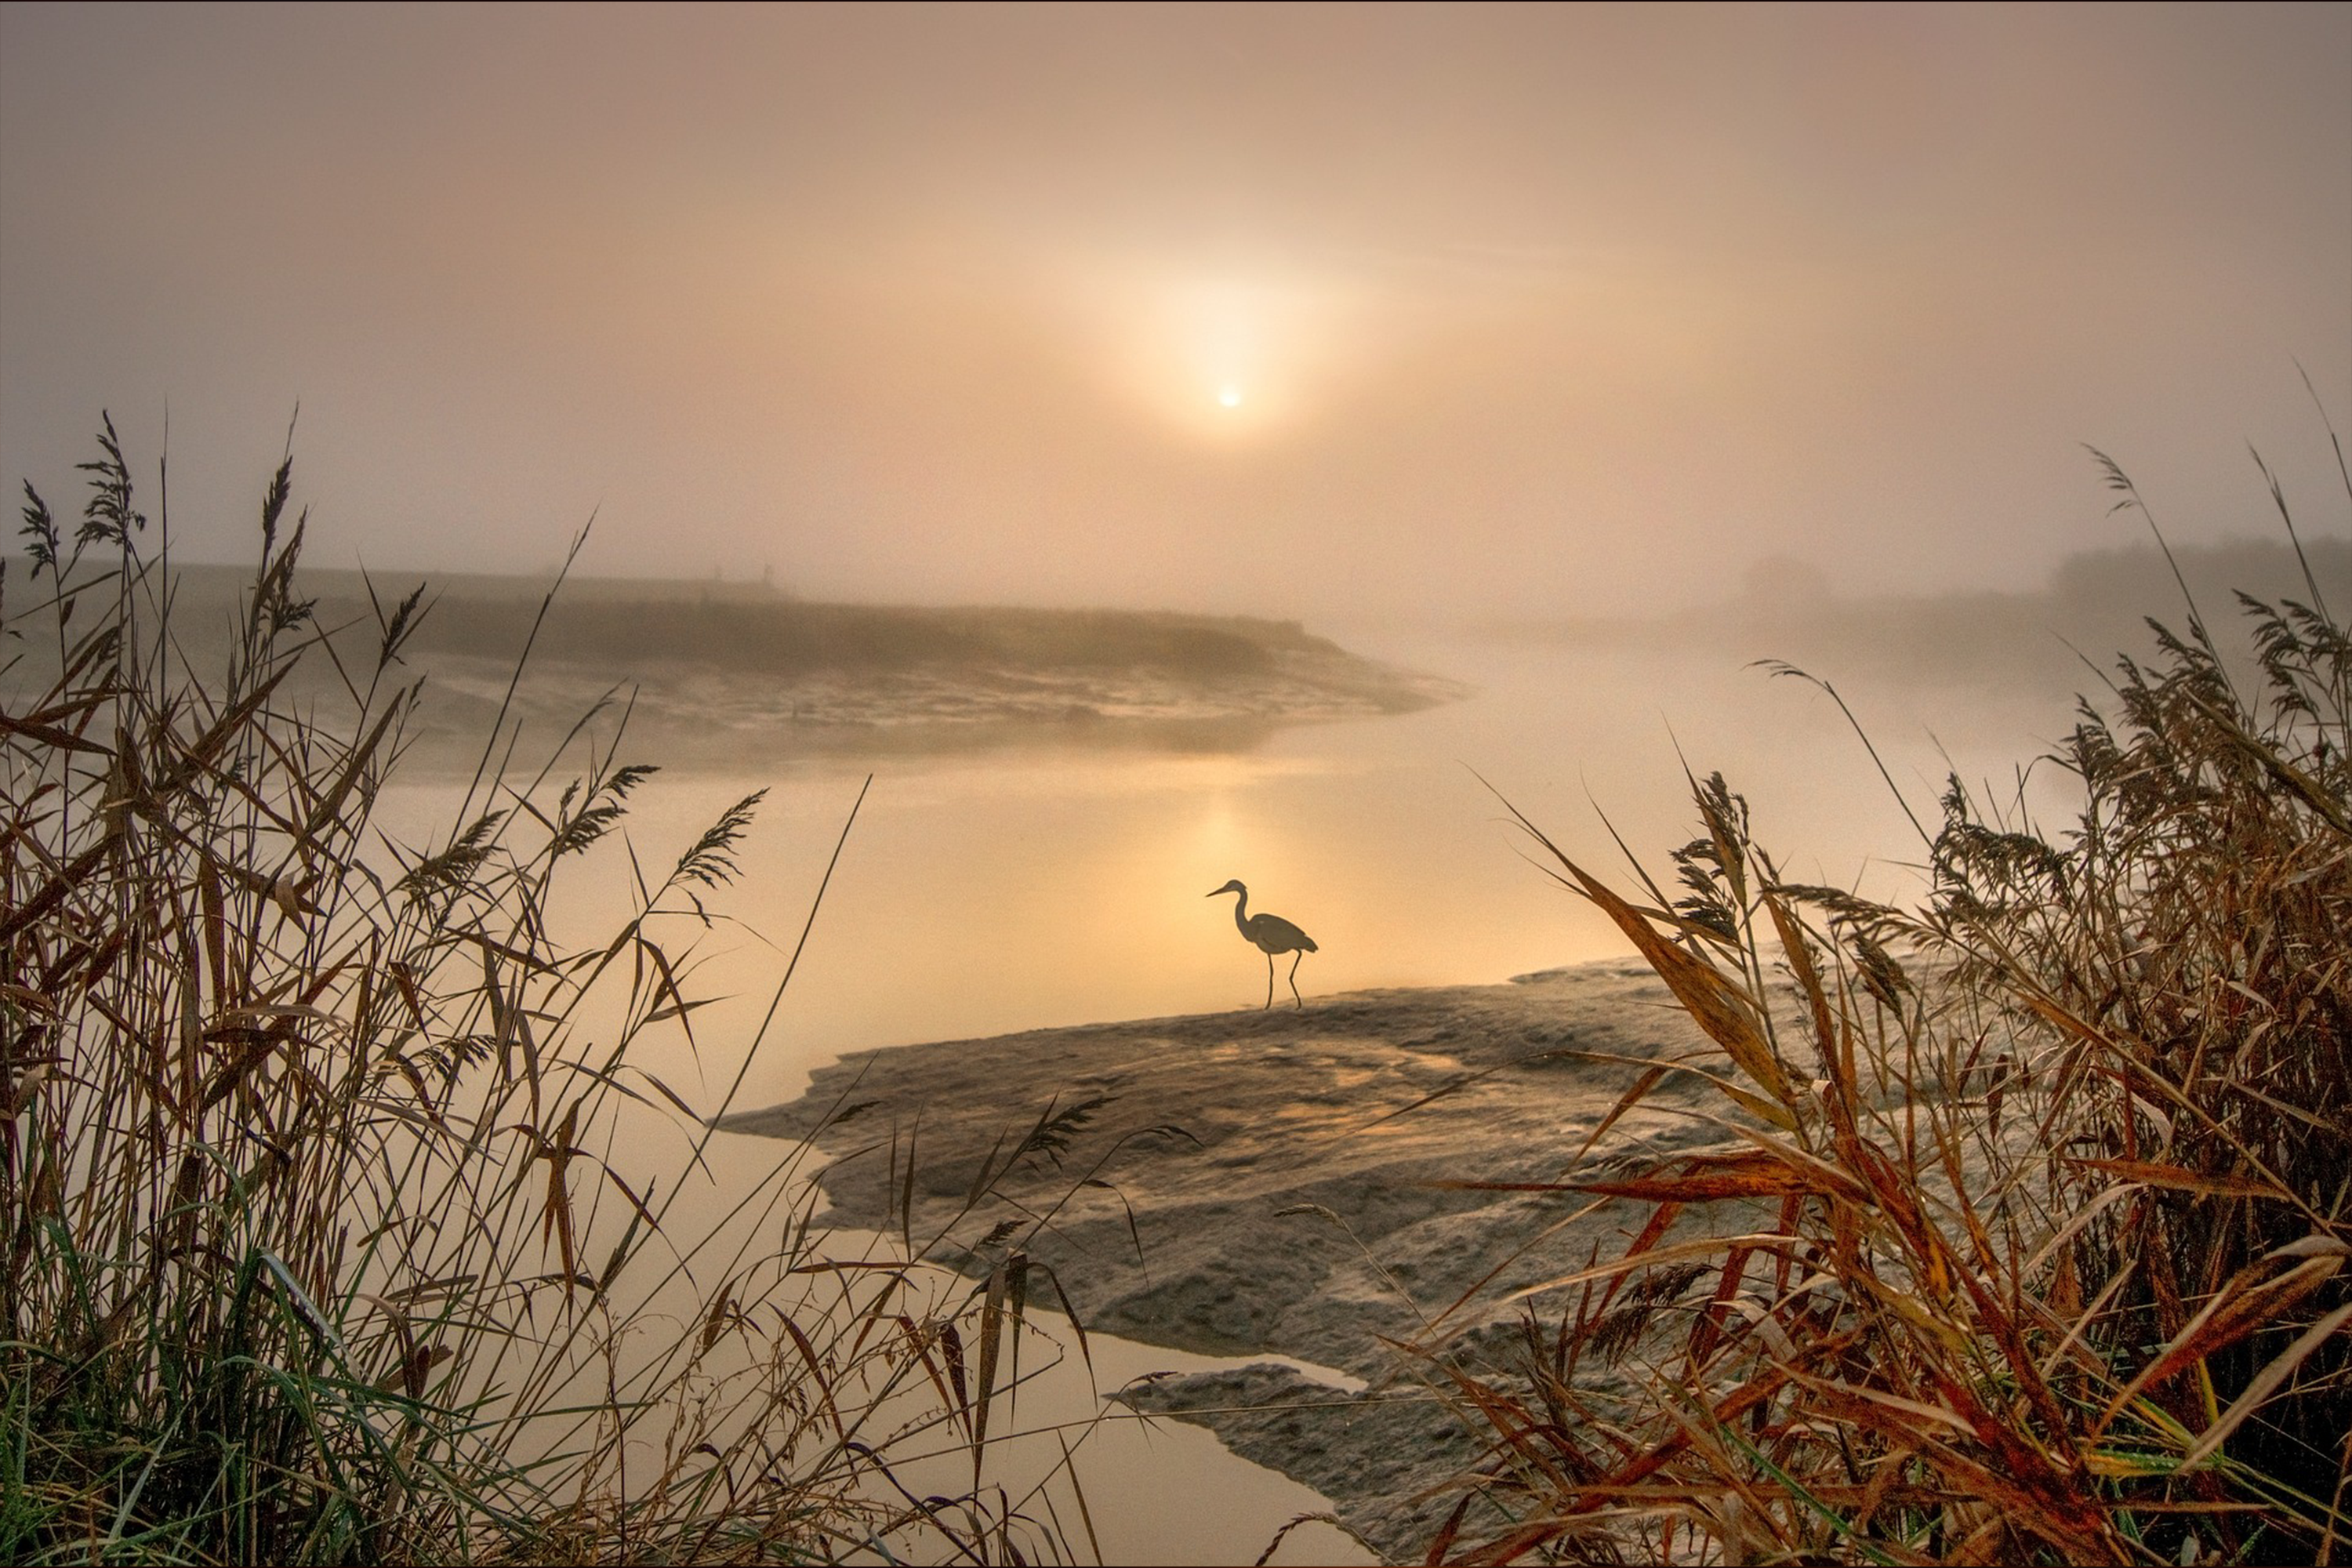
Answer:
[375,625,2077,1563]
[411,625,2071,1107]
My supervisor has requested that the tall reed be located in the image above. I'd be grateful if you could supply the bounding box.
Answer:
[2,423,1080,1563]
[1416,446,2350,1565]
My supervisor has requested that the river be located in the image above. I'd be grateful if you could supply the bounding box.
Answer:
[373,619,2082,1564]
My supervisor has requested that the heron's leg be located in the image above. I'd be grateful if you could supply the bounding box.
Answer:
[1288,949,1305,1009]
[1263,952,1275,1010]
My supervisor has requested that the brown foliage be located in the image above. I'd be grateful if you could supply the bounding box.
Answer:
[1416,450,2352,1565]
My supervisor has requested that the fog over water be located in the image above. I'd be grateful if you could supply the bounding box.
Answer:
[351,536,2348,1115]
[3,4,2347,621]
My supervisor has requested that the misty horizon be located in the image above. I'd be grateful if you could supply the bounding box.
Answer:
[4,3,2347,624]
[13,521,2340,624]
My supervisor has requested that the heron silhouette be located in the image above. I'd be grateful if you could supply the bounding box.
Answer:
[1207,879,1317,1010]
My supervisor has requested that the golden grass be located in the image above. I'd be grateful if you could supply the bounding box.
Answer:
[1410,447,2352,1565]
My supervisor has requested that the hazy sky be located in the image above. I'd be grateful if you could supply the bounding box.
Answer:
[2,2,2347,620]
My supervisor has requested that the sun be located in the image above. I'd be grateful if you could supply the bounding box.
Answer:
[1217,386,1244,408]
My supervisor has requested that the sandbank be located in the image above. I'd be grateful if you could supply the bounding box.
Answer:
[723,959,1759,1558]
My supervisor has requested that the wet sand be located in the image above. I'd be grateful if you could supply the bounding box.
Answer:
[723,959,1744,1558]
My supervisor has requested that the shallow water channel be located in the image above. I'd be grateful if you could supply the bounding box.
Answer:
[375,625,2079,1563]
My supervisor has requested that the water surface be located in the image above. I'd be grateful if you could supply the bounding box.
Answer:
[396,624,2071,1109]
[373,622,2080,1563]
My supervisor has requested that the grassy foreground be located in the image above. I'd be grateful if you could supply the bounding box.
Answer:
[10,412,2347,1567]
[1414,448,2351,1563]
[2,425,1085,1564]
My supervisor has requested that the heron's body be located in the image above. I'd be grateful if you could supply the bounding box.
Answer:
[1207,879,1316,1009]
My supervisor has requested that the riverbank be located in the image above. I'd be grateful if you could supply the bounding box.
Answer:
[722,959,1738,1559]
[0,561,1466,765]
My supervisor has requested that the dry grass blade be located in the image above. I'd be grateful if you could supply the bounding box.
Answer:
[2179,1300,2352,1472]
[2095,1251,2344,1439]
[1570,1062,1669,1168]
[2065,1157,2288,1201]
[971,1256,1010,1490]
[1563,1150,1855,1203]
[1552,851,1796,1116]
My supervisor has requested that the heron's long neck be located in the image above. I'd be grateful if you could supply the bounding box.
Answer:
[1229,888,1250,932]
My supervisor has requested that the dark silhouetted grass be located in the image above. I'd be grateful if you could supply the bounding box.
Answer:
[2,423,1090,1564]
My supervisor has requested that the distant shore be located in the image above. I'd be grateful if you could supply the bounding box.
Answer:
[1,561,1465,764]
[723,959,1734,1559]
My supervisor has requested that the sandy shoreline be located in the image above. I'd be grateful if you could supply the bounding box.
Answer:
[723,959,1748,1558]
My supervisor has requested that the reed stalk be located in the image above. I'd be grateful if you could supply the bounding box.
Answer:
[1418,444,2351,1566]
[2,423,1083,1565]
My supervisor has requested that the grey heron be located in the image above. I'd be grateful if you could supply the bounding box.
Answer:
[1207,879,1317,1009]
